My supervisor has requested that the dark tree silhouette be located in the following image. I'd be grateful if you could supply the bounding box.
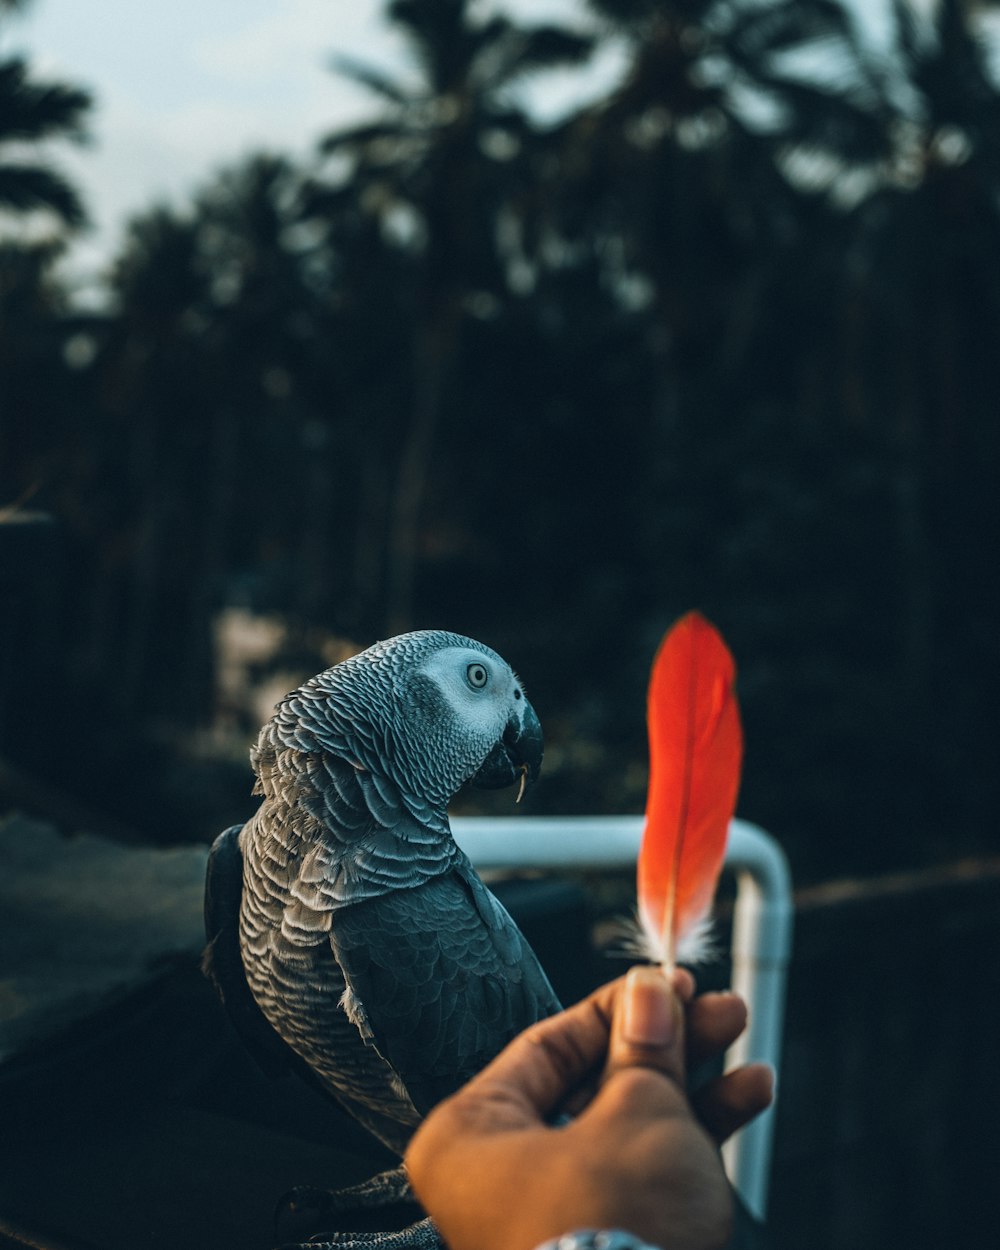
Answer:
[0,0,91,226]
[0,0,92,515]
[306,0,593,632]
[1,0,998,874]
[87,157,336,726]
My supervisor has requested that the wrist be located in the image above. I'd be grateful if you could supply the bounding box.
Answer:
[534,1230,663,1250]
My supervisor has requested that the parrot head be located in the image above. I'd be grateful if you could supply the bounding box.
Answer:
[403,633,543,795]
[258,630,543,823]
[358,630,542,808]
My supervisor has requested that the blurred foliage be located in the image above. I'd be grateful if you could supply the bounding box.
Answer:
[1,0,999,881]
[0,0,91,226]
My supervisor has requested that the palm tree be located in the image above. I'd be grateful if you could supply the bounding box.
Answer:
[306,0,593,632]
[90,155,333,725]
[0,0,91,226]
[826,0,1000,856]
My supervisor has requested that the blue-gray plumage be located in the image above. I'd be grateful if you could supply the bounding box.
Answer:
[203,630,559,1157]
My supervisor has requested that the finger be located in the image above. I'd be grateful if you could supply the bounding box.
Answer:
[686,992,749,1067]
[691,1063,775,1144]
[560,967,693,1117]
[604,965,687,1088]
[671,965,697,1002]
[456,977,625,1120]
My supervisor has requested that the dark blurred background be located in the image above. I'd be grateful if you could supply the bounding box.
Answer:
[1,0,999,1246]
[3,0,999,880]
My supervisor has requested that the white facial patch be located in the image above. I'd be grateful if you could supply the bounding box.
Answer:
[417,647,518,737]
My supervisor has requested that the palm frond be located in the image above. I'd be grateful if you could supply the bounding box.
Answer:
[320,119,425,155]
[477,24,595,92]
[725,0,858,60]
[330,54,413,105]
[759,77,895,165]
[0,162,86,225]
[0,57,92,144]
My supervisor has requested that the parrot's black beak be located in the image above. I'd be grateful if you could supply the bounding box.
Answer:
[472,699,543,791]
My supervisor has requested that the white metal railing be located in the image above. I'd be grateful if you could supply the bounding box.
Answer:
[450,815,793,1221]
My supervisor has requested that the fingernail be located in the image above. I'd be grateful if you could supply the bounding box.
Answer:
[623,966,676,1047]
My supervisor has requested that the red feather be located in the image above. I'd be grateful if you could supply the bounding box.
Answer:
[637,612,743,966]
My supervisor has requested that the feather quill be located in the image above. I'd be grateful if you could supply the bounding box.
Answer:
[637,612,743,967]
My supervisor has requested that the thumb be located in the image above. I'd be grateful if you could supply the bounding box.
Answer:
[604,965,689,1088]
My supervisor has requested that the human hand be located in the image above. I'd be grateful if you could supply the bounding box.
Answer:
[405,968,774,1250]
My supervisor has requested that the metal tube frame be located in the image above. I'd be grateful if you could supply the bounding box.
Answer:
[450,815,793,1221]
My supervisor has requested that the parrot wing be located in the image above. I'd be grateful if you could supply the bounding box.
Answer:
[202,822,300,1079]
[328,852,561,1116]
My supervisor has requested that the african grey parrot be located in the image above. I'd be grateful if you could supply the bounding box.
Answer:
[202,630,560,1163]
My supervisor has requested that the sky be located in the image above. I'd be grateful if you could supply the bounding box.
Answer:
[4,0,937,295]
[3,0,616,286]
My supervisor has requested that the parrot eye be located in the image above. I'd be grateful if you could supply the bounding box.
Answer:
[466,663,489,690]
